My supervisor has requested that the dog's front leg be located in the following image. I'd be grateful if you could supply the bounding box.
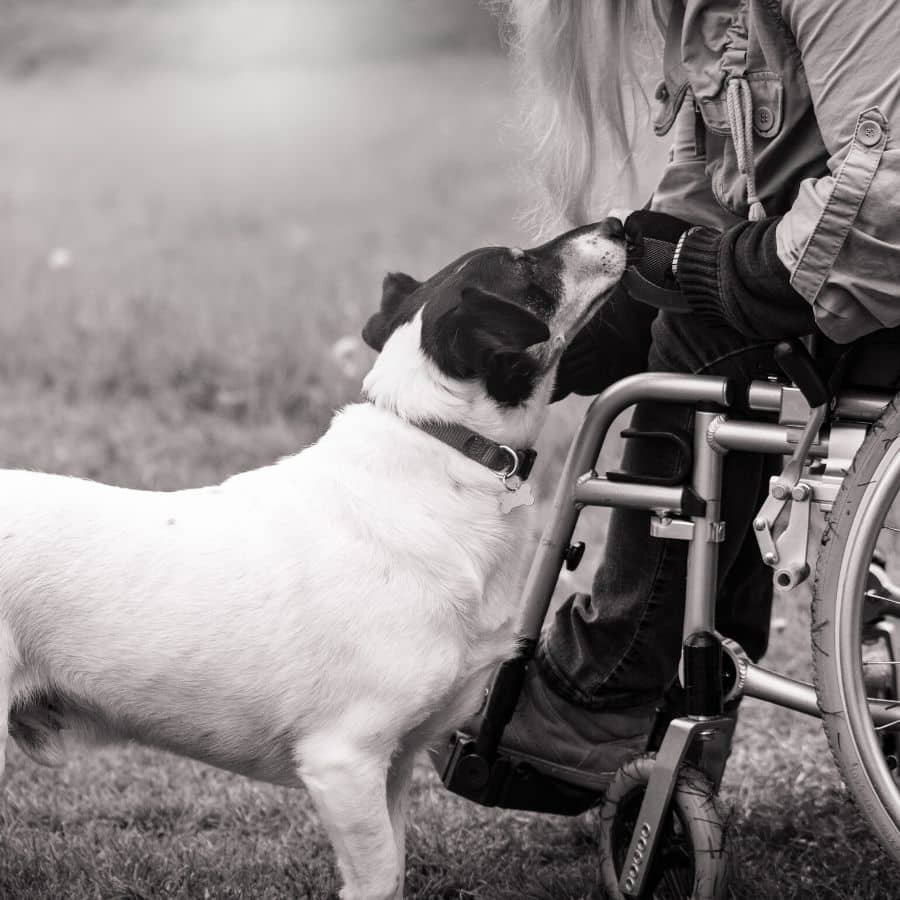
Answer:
[386,749,416,900]
[298,737,399,900]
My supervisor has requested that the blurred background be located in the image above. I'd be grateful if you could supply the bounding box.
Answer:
[0,0,544,488]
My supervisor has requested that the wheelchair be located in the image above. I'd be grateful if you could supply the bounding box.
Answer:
[439,336,900,898]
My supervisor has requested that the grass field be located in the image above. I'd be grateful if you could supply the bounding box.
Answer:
[0,3,897,898]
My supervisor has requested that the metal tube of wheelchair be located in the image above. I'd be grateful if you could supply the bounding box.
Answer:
[712,420,829,457]
[743,663,820,717]
[743,661,900,726]
[516,374,731,642]
[684,630,723,717]
[748,380,891,422]
[682,409,724,639]
[572,478,686,511]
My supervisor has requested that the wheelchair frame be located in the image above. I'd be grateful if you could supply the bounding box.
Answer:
[440,343,899,898]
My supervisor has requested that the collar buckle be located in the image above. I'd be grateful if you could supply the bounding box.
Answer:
[497,445,522,491]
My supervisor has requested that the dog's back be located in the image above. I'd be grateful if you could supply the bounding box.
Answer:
[0,405,524,783]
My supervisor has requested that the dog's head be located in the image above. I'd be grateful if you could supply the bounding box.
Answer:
[361,219,626,444]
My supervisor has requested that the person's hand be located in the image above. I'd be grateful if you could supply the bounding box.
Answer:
[620,210,698,312]
[625,209,693,245]
[624,209,694,286]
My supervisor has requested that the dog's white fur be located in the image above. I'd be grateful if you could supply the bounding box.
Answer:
[0,228,624,900]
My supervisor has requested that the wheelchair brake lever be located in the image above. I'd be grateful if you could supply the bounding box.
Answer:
[753,347,830,590]
[779,402,828,490]
[774,339,830,409]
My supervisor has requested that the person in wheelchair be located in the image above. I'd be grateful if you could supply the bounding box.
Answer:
[489,0,900,794]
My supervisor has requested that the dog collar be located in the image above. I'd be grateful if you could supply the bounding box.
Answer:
[415,420,537,489]
[364,399,537,488]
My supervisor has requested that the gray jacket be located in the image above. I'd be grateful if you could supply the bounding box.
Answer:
[650,0,900,343]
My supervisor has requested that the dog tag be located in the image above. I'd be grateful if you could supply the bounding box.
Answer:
[499,482,535,514]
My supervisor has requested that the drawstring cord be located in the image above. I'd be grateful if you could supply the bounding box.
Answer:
[726,77,766,221]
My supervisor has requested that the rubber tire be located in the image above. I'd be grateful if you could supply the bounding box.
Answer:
[598,754,728,900]
[813,394,900,863]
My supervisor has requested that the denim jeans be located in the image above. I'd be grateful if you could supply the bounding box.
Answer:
[536,281,900,711]
[538,289,782,709]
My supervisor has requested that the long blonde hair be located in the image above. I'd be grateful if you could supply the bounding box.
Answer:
[495,0,662,232]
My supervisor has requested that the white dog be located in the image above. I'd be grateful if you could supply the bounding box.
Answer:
[1,220,626,900]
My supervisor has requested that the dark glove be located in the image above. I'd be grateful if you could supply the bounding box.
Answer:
[625,210,692,267]
[619,210,695,312]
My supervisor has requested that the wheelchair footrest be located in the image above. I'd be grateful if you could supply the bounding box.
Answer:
[438,730,603,816]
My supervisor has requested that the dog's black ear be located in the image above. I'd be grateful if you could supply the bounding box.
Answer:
[457,286,550,356]
[421,286,549,404]
[361,312,388,351]
[362,271,422,351]
[381,271,420,312]
[427,286,549,405]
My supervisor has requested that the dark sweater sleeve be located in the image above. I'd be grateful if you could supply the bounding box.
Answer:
[676,218,816,339]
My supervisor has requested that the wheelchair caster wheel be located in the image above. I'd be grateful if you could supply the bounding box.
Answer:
[598,754,728,900]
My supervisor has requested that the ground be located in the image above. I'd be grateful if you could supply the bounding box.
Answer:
[0,3,896,898]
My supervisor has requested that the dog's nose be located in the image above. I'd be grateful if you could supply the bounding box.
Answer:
[598,217,626,241]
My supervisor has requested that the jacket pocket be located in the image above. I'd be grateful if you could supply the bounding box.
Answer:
[664,90,706,164]
[652,78,691,137]
[697,71,784,137]
[746,71,783,138]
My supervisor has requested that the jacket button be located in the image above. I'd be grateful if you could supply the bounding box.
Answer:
[858,119,883,147]
[754,106,773,132]
[655,82,669,102]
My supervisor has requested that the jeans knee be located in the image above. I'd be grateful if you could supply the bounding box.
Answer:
[648,310,776,378]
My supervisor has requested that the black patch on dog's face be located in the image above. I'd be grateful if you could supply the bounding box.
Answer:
[421,284,549,406]
[362,246,561,407]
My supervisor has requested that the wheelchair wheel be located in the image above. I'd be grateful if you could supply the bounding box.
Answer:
[813,396,900,862]
[598,754,728,900]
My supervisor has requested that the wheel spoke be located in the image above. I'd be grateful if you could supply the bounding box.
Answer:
[866,591,900,607]
[660,866,690,897]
